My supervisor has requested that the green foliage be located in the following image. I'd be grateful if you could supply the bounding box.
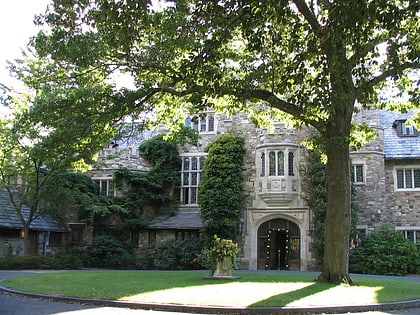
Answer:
[350,227,420,276]
[0,248,84,270]
[114,135,181,214]
[42,171,99,216]
[0,255,44,270]
[199,134,245,240]
[143,238,204,270]
[212,236,238,261]
[83,236,136,269]
[302,152,328,267]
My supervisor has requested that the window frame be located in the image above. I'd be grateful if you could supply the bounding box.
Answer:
[258,146,297,178]
[393,166,420,191]
[180,154,206,205]
[395,227,420,245]
[93,178,115,196]
[351,163,366,185]
[185,112,216,134]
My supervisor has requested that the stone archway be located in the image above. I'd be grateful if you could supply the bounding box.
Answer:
[257,218,301,270]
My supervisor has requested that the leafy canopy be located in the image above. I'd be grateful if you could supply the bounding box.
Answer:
[24,0,419,134]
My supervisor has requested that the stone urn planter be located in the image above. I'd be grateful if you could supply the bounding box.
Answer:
[207,236,240,279]
[213,256,234,278]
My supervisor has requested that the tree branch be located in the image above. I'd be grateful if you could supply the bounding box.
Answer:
[357,61,420,95]
[235,88,326,131]
[348,36,388,68]
[292,0,322,36]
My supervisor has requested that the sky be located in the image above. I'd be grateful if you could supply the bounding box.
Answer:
[0,0,51,91]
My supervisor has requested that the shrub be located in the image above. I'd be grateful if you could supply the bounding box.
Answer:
[44,247,84,269]
[145,238,204,270]
[0,255,43,269]
[350,227,419,276]
[83,236,136,269]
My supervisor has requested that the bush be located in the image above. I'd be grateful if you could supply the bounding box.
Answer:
[144,238,204,270]
[0,255,44,269]
[350,227,419,276]
[83,236,136,269]
[44,247,84,269]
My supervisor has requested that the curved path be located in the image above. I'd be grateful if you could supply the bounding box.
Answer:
[1,270,420,315]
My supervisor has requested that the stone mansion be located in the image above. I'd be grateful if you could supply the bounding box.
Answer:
[84,108,419,271]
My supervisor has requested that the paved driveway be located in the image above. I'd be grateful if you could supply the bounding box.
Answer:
[1,271,419,315]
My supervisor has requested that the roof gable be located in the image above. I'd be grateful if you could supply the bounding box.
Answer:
[381,111,420,160]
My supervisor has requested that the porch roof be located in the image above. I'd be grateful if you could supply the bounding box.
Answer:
[147,210,203,230]
[0,189,68,232]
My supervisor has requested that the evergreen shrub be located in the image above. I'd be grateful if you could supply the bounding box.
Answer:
[144,238,204,270]
[0,255,43,269]
[199,134,245,241]
[349,227,419,276]
[83,236,136,269]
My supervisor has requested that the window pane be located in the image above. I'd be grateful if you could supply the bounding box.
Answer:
[181,187,189,204]
[269,152,276,176]
[405,169,413,188]
[414,169,420,188]
[406,230,415,242]
[108,181,114,196]
[183,173,189,185]
[101,181,108,195]
[183,157,190,170]
[288,152,295,176]
[261,152,266,177]
[208,115,215,132]
[277,152,284,176]
[396,170,404,188]
[191,172,197,185]
[190,187,197,204]
[191,157,198,170]
[356,165,364,182]
[200,119,206,132]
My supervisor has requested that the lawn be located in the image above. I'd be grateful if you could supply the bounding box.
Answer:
[1,271,420,308]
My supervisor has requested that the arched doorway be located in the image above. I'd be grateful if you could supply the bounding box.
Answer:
[257,218,301,270]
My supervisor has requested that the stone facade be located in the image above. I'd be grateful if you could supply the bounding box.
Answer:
[86,109,420,270]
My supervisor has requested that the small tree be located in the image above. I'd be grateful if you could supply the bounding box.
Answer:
[199,135,245,241]
[0,76,115,255]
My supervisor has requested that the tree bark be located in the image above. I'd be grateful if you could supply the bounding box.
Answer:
[318,138,353,285]
[23,225,30,256]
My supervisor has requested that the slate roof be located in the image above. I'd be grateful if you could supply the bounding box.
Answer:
[381,110,420,160]
[0,189,68,232]
[148,210,203,230]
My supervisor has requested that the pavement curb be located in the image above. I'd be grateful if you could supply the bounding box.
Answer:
[2,285,420,314]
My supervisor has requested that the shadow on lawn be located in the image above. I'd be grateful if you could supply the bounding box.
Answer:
[249,281,337,307]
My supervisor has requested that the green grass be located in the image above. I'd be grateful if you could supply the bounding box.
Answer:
[1,271,419,307]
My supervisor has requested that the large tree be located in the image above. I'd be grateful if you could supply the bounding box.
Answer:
[10,0,420,282]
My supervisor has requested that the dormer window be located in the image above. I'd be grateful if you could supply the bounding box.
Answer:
[393,120,419,137]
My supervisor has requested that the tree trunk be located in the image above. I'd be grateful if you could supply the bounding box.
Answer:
[318,140,353,284]
[23,225,31,256]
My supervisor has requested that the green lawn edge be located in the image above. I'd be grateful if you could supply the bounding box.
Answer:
[1,271,419,308]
